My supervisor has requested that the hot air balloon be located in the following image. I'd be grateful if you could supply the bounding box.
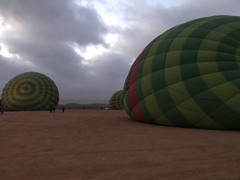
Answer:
[1,72,59,111]
[124,15,240,130]
[109,90,124,110]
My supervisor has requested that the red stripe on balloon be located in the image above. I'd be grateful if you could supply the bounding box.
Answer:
[112,91,119,109]
[129,45,150,123]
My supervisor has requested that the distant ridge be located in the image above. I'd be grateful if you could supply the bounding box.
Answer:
[58,103,108,108]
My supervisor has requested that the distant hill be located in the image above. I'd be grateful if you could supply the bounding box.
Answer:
[58,103,108,108]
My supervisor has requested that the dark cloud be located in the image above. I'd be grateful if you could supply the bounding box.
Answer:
[0,0,107,44]
[0,0,239,104]
[57,51,130,104]
[112,0,240,61]
[0,55,34,91]
[0,0,110,104]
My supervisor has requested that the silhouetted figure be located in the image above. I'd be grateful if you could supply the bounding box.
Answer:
[62,107,65,113]
[1,107,4,114]
[50,106,55,113]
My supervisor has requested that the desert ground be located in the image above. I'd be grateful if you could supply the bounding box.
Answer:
[0,108,240,180]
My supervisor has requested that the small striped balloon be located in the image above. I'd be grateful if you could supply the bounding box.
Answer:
[1,72,59,111]
[109,90,124,110]
[124,15,240,130]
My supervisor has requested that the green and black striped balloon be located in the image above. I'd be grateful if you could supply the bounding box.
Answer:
[109,90,124,110]
[1,72,59,111]
[124,15,240,130]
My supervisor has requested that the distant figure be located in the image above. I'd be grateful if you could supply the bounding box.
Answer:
[62,107,65,113]
[50,107,55,113]
[1,107,4,114]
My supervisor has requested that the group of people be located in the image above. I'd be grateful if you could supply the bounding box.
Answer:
[49,106,65,113]
[0,106,65,114]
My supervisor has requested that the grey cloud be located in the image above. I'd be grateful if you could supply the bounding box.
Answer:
[0,0,111,104]
[112,0,240,60]
[0,0,108,45]
[0,0,239,104]
[57,51,130,104]
[0,55,35,91]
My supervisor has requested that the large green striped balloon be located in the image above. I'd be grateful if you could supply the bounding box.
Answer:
[124,15,240,130]
[109,90,124,110]
[1,72,59,111]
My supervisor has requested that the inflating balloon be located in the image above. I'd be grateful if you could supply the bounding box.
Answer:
[124,15,240,130]
[109,90,124,110]
[1,72,59,111]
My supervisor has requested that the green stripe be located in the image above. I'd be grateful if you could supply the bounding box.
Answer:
[150,22,196,126]
[181,17,240,129]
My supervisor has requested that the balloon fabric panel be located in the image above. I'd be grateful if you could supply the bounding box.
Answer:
[123,15,240,130]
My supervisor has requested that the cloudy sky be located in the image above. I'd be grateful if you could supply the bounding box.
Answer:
[0,0,239,104]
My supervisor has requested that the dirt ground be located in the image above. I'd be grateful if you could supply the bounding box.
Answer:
[0,109,240,180]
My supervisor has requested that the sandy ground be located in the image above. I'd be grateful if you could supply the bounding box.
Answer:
[0,109,240,180]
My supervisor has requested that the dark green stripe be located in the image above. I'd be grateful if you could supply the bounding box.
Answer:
[181,18,240,129]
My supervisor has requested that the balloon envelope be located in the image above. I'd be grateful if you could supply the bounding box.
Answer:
[109,90,124,110]
[124,15,240,130]
[1,72,59,111]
